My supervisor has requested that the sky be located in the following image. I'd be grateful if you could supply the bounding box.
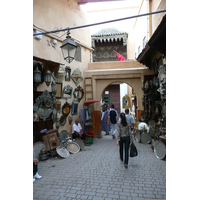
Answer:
[81,0,142,34]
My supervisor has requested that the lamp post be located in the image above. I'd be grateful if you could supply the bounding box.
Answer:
[60,30,77,64]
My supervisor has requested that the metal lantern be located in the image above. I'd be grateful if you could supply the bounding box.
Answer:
[56,100,61,113]
[68,115,73,125]
[44,68,51,86]
[65,66,71,81]
[51,81,57,96]
[56,118,60,130]
[33,67,41,83]
[60,30,77,64]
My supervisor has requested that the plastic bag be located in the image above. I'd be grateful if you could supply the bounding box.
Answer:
[130,142,138,157]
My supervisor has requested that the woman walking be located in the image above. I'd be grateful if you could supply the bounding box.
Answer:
[117,112,134,168]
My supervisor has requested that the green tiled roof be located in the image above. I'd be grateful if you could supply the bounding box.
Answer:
[92,28,127,37]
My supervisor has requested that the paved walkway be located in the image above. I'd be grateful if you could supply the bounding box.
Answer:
[33,135,166,200]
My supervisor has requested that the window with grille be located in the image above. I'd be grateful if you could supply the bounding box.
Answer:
[74,45,81,62]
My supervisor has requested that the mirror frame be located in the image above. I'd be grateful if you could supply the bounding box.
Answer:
[63,85,73,99]
[33,90,53,121]
[59,115,66,126]
[122,94,131,109]
[73,85,84,102]
[62,102,71,118]
[71,68,83,86]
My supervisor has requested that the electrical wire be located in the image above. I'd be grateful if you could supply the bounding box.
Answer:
[33,10,166,36]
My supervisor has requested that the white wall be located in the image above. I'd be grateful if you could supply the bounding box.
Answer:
[134,0,149,58]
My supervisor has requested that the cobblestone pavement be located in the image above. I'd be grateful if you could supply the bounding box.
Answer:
[33,135,166,200]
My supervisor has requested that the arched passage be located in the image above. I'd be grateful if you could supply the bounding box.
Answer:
[83,60,154,136]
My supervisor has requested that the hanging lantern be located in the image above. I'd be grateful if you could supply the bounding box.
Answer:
[56,118,60,130]
[65,66,71,81]
[68,115,73,125]
[44,68,51,86]
[56,100,61,113]
[60,30,77,64]
[51,81,57,96]
[33,67,41,84]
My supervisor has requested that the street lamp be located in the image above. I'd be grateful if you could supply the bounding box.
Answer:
[60,30,77,64]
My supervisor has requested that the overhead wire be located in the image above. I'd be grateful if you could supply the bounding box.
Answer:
[33,10,166,37]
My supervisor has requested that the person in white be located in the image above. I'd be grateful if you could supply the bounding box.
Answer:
[72,118,85,140]
[108,104,118,139]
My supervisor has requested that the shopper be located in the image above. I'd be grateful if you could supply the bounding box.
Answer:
[33,146,42,183]
[125,108,135,135]
[116,112,133,168]
[72,118,86,140]
[109,103,118,139]
[101,104,110,135]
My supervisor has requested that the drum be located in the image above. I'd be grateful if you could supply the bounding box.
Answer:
[154,141,166,160]
[66,142,80,154]
[140,132,151,144]
[56,146,70,158]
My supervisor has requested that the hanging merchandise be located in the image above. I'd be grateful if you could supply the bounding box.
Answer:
[79,106,84,123]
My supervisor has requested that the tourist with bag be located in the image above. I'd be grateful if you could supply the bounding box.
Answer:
[116,112,134,168]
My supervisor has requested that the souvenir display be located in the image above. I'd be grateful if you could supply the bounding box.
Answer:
[33,90,53,121]
[71,68,83,86]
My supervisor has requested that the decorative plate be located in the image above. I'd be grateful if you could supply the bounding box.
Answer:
[56,146,70,158]
[60,115,66,126]
[154,141,166,160]
[140,133,151,144]
[66,142,80,154]
[74,138,85,150]
[59,130,69,141]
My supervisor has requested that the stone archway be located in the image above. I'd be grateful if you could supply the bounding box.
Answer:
[83,60,154,136]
